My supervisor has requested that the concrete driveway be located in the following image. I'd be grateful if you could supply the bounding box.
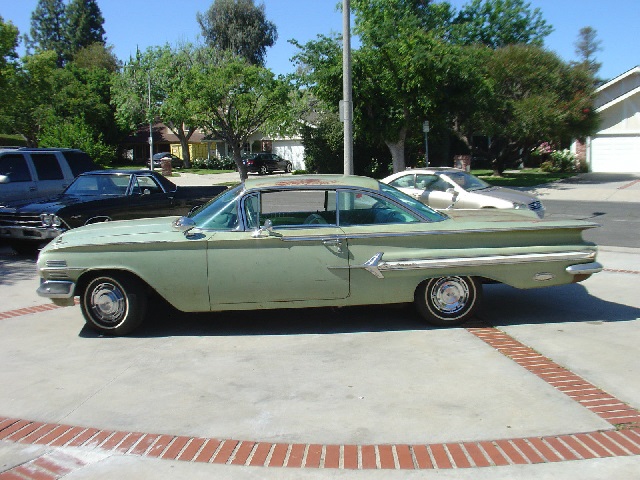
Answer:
[0,173,639,479]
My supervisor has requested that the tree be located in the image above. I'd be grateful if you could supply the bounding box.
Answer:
[29,0,68,67]
[0,17,20,130]
[464,45,599,174]
[453,0,553,48]
[112,45,202,167]
[574,26,602,80]
[65,0,107,53]
[190,52,294,179]
[197,0,277,66]
[72,42,119,72]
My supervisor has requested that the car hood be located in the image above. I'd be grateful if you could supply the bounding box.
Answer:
[0,194,105,214]
[474,186,539,204]
[41,216,184,252]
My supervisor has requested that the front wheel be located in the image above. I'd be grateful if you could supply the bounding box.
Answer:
[80,273,147,335]
[414,276,481,327]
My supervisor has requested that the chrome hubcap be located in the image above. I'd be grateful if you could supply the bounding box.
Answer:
[90,282,126,325]
[430,277,469,315]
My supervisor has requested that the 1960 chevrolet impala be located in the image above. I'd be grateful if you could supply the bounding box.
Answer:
[36,175,602,335]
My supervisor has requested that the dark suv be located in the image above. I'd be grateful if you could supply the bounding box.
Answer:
[242,152,292,175]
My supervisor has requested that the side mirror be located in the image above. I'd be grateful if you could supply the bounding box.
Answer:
[172,216,196,232]
[0,175,10,184]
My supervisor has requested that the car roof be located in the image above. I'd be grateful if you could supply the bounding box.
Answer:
[78,169,154,175]
[244,174,381,191]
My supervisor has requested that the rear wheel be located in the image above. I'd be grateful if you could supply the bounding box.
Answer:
[259,165,268,175]
[80,273,147,335]
[415,276,481,327]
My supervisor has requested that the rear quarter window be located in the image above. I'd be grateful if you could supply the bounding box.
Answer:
[62,150,98,176]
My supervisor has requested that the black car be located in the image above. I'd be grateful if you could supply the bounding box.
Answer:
[148,153,184,169]
[0,170,226,254]
[242,152,292,175]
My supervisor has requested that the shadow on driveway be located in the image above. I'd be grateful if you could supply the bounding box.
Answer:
[77,282,640,339]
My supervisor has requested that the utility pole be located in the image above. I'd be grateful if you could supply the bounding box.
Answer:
[342,0,354,175]
[148,74,153,169]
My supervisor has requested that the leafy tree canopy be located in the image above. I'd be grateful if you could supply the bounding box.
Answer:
[30,0,68,66]
[190,51,295,178]
[453,0,553,48]
[66,0,106,51]
[197,0,277,66]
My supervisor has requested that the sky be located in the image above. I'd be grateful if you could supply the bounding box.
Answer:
[2,0,639,82]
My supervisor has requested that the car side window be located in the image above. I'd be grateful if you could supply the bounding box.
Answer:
[0,154,32,182]
[415,174,438,191]
[62,151,95,177]
[31,153,64,180]
[389,174,415,189]
[338,190,420,225]
[135,176,163,194]
[428,176,452,192]
[253,190,336,227]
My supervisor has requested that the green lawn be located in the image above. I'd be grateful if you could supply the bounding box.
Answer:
[473,169,576,187]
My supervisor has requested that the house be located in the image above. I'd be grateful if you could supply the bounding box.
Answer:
[576,66,640,173]
[121,123,306,170]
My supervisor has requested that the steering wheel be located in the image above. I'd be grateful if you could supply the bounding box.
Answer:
[304,213,327,225]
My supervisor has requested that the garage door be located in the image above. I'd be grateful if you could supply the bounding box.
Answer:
[590,135,640,172]
[273,141,305,170]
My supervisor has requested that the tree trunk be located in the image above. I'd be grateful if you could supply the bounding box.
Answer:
[232,143,248,181]
[385,127,407,173]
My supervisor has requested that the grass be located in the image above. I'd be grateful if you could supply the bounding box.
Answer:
[0,135,27,147]
[473,169,577,187]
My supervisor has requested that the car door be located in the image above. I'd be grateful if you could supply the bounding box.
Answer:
[336,188,426,303]
[29,153,69,198]
[207,188,349,306]
[0,153,36,202]
[420,174,458,209]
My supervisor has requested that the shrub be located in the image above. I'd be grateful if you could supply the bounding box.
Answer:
[540,149,577,173]
[191,156,236,170]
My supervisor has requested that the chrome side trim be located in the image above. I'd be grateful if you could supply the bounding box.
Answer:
[279,224,597,242]
[331,250,598,279]
[566,262,603,275]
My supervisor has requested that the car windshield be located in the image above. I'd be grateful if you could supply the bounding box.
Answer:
[443,171,490,191]
[379,183,447,222]
[188,184,243,230]
[65,174,130,196]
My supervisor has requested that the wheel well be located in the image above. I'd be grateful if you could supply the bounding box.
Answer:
[75,269,149,296]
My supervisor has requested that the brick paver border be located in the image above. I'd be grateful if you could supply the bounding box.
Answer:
[1,291,639,477]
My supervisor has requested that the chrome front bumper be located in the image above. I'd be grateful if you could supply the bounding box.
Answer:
[37,279,75,300]
[0,225,62,241]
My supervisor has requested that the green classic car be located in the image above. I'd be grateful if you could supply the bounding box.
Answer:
[36,175,602,335]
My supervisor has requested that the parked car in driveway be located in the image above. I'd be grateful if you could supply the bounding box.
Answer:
[382,168,545,218]
[0,170,226,254]
[147,152,184,169]
[35,174,601,336]
[0,148,98,204]
[242,152,292,175]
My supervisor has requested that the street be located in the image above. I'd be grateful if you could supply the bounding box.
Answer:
[545,200,640,249]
